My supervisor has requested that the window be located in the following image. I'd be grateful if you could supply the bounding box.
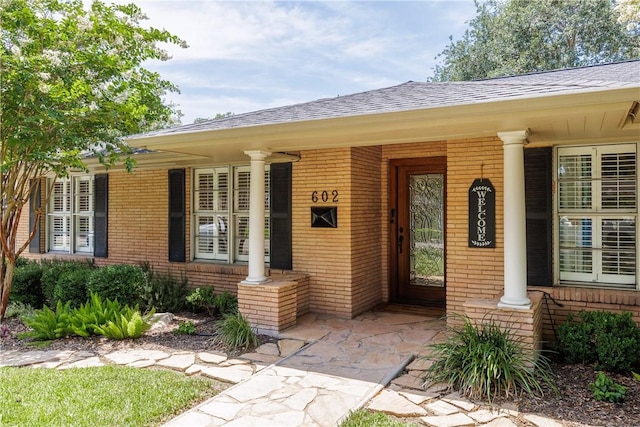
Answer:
[557,144,637,288]
[193,166,270,262]
[48,176,94,254]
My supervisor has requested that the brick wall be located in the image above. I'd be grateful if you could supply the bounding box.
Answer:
[350,146,383,315]
[445,137,505,315]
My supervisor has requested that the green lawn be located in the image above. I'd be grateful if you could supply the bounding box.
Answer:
[340,410,417,427]
[0,366,218,427]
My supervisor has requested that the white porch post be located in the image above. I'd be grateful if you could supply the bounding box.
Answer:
[498,130,531,309]
[243,150,271,284]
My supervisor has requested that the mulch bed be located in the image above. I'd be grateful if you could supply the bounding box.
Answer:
[513,362,640,427]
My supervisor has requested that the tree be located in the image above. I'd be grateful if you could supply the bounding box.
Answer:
[0,0,186,318]
[193,112,234,124]
[432,0,640,81]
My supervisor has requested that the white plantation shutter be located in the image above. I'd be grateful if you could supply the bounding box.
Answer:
[557,145,637,288]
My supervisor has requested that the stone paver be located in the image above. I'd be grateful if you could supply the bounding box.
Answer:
[2,309,571,427]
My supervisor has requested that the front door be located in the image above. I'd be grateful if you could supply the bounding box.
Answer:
[390,157,446,306]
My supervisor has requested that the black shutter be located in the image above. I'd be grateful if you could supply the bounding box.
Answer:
[94,174,108,258]
[270,163,292,270]
[29,179,41,253]
[524,147,552,285]
[168,169,186,262]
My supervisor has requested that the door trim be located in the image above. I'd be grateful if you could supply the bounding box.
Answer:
[389,157,447,306]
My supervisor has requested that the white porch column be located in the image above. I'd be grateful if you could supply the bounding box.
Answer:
[498,130,531,309]
[243,150,271,284]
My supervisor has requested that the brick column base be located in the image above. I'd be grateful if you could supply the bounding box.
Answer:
[238,280,297,336]
[460,292,544,356]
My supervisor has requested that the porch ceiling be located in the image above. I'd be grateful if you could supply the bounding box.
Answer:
[128,87,640,164]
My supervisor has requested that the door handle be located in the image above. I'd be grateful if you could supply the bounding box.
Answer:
[398,227,404,253]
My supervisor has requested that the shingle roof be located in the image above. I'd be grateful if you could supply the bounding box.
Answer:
[138,60,640,138]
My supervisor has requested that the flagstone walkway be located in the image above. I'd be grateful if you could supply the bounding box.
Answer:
[1,310,567,426]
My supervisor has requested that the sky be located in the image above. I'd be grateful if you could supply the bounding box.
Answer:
[128,1,478,124]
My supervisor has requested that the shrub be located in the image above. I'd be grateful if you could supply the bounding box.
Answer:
[215,312,258,350]
[52,267,93,308]
[557,310,640,373]
[18,301,74,343]
[590,372,627,403]
[40,259,94,306]
[18,292,154,342]
[139,262,188,312]
[173,321,197,335]
[422,315,556,402]
[87,264,145,307]
[214,291,238,316]
[186,286,217,316]
[4,301,36,320]
[9,259,45,308]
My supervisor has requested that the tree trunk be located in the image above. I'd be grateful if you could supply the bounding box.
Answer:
[0,258,16,320]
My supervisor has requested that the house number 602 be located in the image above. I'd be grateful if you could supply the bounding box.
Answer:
[311,190,339,203]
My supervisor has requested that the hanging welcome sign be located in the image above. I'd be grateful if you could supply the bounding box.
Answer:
[468,179,495,248]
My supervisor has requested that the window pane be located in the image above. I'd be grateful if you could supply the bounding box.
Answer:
[558,154,592,210]
[197,173,215,210]
[75,177,93,213]
[75,215,93,252]
[602,218,636,276]
[196,215,227,257]
[235,215,249,258]
[601,152,636,210]
[559,217,593,274]
[235,170,251,212]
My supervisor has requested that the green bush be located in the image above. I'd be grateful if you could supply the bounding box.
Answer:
[9,259,45,308]
[215,312,258,350]
[423,315,556,402]
[557,310,640,373]
[590,372,627,403]
[87,264,145,307]
[173,321,197,335]
[3,301,35,320]
[139,262,188,312]
[214,291,238,316]
[18,292,154,343]
[53,267,93,308]
[186,286,217,316]
[40,259,94,306]
[18,301,75,343]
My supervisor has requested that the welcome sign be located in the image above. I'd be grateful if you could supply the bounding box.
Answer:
[468,179,495,248]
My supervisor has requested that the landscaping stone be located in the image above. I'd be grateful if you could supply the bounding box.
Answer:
[277,339,305,357]
[198,352,227,365]
[201,364,254,383]
[104,349,170,365]
[468,409,506,423]
[425,399,461,416]
[366,389,428,416]
[524,414,563,427]
[156,353,196,371]
[442,392,476,411]
[421,413,476,427]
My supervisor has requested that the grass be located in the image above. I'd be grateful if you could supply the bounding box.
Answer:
[0,366,218,427]
[340,410,415,427]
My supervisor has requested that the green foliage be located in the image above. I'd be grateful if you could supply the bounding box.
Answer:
[3,301,35,319]
[0,0,186,319]
[0,366,217,427]
[423,315,556,402]
[186,286,217,316]
[557,310,640,373]
[432,0,640,81]
[139,262,188,312]
[18,300,74,342]
[173,320,197,335]
[18,292,153,342]
[53,267,93,308]
[87,264,146,307]
[340,410,412,427]
[590,372,627,403]
[633,372,640,382]
[40,259,94,306]
[9,259,45,308]
[214,291,238,316]
[215,312,258,350]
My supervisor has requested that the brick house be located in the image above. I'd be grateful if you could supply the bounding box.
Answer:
[21,60,640,346]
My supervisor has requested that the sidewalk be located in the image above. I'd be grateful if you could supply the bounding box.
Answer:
[1,310,567,426]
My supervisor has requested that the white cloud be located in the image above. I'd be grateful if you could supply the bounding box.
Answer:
[120,0,478,123]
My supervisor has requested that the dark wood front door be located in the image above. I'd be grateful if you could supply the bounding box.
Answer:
[390,157,446,306]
